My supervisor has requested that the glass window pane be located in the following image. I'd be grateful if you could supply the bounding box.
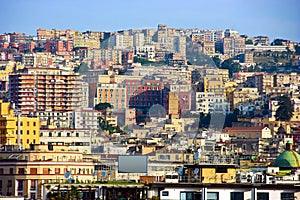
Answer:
[207,192,218,200]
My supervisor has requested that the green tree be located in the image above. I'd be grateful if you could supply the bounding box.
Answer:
[224,108,239,127]
[220,58,241,78]
[199,113,211,129]
[74,62,89,73]
[295,45,300,55]
[245,39,253,45]
[95,102,112,111]
[212,56,221,67]
[275,95,294,121]
[95,103,118,134]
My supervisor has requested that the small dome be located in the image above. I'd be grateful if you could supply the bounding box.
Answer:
[273,149,300,168]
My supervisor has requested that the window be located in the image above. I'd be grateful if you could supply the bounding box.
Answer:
[207,192,219,200]
[33,122,36,126]
[0,180,2,189]
[76,133,79,137]
[30,180,36,190]
[281,193,294,200]
[216,167,228,173]
[9,168,13,174]
[17,180,24,191]
[162,191,169,196]
[27,122,29,126]
[0,168,3,174]
[43,168,50,174]
[7,180,12,187]
[180,192,201,200]
[231,192,244,200]
[30,168,37,175]
[58,132,61,137]
[257,192,269,200]
[186,155,190,160]
[159,155,170,160]
[55,168,60,174]
[33,130,36,135]
[67,133,71,137]
[49,132,52,137]
[18,168,25,174]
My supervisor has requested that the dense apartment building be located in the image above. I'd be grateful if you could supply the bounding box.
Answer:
[0,101,40,149]
[74,36,100,48]
[203,74,224,94]
[246,73,274,94]
[125,79,164,109]
[221,36,245,57]
[195,92,230,114]
[94,82,126,109]
[164,83,193,114]
[8,68,83,115]
[135,45,156,61]
[0,144,94,199]
[72,109,101,135]
[37,28,77,40]
[39,128,92,153]
[109,33,133,50]
[231,87,260,109]
[252,36,270,46]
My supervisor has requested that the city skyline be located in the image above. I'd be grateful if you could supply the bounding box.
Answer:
[1,0,300,42]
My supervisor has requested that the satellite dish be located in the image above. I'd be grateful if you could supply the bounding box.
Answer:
[194,168,199,174]
[64,171,70,179]
[101,171,106,177]
[194,152,199,160]
[68,178,72,183]
[178,167,183,175]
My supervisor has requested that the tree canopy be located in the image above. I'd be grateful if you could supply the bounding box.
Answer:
[220,58,241,78]
[95,102,113,111]
[275,95,294,121]
[74,62,89,73]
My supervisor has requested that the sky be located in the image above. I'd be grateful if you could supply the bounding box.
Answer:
[1,0,300,42]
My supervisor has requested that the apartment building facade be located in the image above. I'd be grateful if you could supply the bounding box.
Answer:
[8,68,83,115]
[0,144,94,199]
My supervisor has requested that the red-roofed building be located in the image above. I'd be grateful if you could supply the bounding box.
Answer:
[224,126,272,139]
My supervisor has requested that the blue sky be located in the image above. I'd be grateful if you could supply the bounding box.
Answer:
[1,0,299,42]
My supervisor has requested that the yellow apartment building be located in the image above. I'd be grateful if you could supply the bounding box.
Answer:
[232,87,260,109]
[203,75,224,95]
[94,83,126,109]
[0,101,40,149]
[74,36,100,48]
[183,164,237,184]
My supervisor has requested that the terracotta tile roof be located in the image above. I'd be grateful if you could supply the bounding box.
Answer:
[224,126,266,131]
